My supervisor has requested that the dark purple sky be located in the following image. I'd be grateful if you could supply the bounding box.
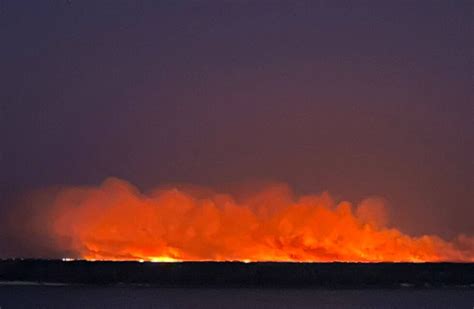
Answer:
[1,1,472,237]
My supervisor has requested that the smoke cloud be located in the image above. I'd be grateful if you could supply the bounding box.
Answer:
[1,178,473,262]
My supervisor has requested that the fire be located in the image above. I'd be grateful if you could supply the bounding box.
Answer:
[149,256,180,263]
[35,178,474,262]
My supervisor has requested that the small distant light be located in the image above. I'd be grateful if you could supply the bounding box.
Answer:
[61,258,75,262]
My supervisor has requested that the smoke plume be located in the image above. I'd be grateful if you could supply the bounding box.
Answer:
[2,178,473,262]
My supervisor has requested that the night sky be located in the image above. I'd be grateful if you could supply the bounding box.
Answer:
[1,1,472,238]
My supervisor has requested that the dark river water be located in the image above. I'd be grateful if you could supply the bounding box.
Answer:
[0,286,472,308]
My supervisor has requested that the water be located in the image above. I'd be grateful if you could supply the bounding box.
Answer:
[0,286,472,308]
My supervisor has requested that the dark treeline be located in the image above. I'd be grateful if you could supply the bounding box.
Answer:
[0,260,473,288]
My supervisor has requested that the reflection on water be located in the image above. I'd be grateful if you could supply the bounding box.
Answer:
[0,286,472,308]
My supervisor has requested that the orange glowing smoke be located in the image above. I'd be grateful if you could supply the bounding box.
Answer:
[39,178,474,262]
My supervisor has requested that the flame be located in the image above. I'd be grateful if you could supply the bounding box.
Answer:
[38,178,474,262]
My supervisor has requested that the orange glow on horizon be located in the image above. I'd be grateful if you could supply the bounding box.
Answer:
[44,178,474,263]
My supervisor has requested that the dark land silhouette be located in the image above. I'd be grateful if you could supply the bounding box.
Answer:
[1,260,473,288]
